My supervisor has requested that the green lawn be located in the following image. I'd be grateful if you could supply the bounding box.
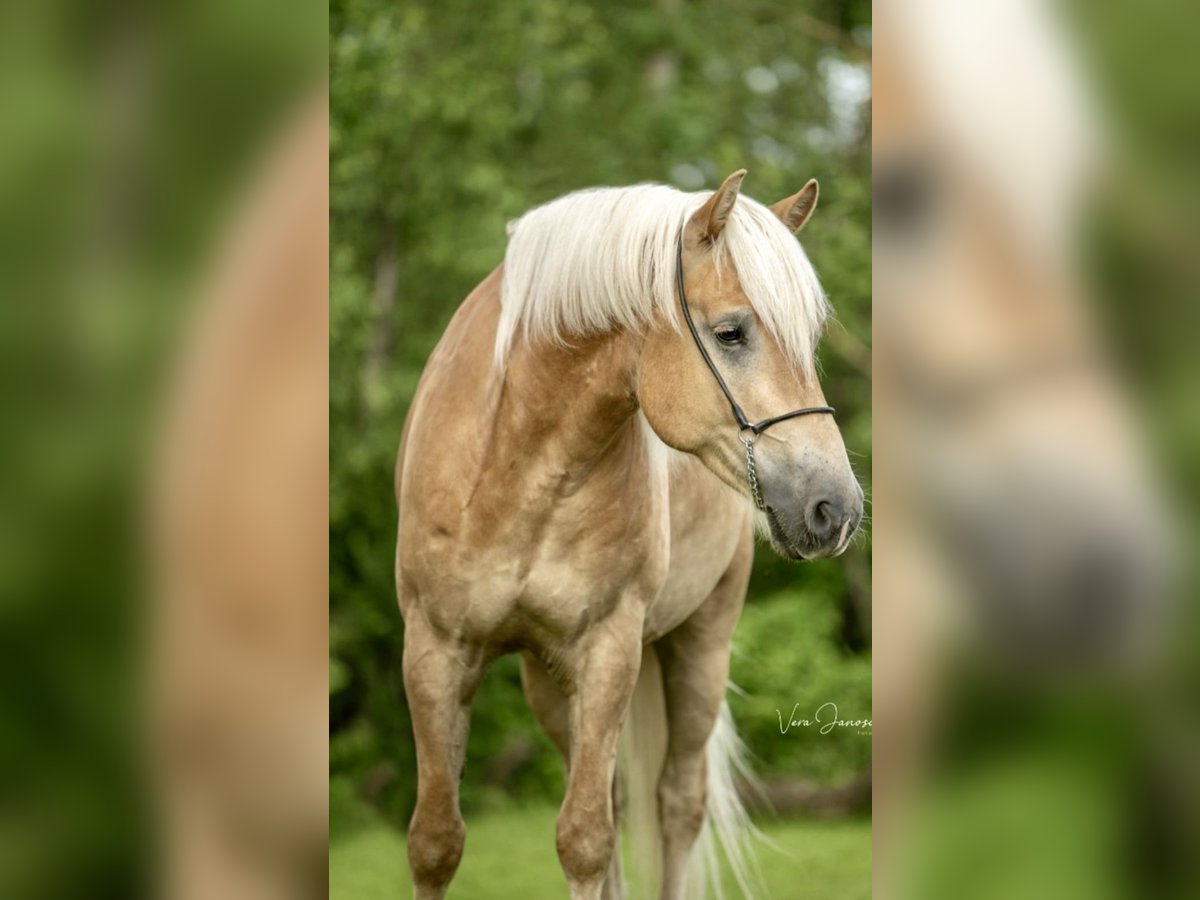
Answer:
[330,803,869,900]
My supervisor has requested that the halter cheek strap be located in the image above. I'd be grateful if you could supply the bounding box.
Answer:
[674,233,834,510]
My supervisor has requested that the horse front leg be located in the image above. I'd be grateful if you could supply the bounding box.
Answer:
[402,615,486,900]
[555,606,644,900]
[524,652,628,900]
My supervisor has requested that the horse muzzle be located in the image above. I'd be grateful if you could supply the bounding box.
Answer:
[764,484,863,560]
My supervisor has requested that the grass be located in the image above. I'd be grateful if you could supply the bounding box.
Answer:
[330,801,869,900]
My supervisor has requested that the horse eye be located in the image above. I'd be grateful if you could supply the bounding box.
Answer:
[875,157,933,234]
[714,325,743,345]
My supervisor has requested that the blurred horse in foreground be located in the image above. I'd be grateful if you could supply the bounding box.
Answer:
[872,1,1178,896]
[151,95,329,900]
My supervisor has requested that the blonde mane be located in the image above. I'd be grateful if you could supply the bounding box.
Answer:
[496,183,830,373]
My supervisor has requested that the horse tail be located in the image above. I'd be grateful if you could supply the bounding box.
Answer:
[690,699,763,899]
[622,644,667,898]
[621,644,763,899]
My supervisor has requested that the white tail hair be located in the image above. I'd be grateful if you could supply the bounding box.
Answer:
[620,644,764,899]
[497,183,829,374]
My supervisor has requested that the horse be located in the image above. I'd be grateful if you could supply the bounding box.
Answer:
[152,95,329,899]
[871,2,1172,895]
[393,169,864,900]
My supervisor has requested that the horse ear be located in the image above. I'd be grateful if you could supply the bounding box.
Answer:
[770,179,819,233]
[687,169,747,242]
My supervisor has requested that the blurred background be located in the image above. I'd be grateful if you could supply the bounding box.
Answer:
[4,1,1195,898]
[329,0,872,896]
[872,1,1200,899]
[0,1,324,898]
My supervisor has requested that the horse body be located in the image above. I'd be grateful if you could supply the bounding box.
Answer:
[395,172,861,899]
[396,267,750,656]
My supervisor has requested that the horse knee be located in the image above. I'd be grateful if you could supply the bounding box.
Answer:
[557,808,616,886]
[408,807,466,887]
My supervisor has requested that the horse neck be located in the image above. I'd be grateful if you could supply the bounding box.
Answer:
[496,328,646,478]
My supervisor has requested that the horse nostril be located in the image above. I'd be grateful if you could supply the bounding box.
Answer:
[807,499,839,540]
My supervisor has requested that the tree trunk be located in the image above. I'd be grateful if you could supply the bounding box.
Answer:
[363,219,398,406]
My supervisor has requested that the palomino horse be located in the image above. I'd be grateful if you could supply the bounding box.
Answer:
[394,170,863,899]
[872,2,1171,896]
[152,96,328,900]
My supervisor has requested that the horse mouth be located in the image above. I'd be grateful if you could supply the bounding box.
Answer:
[765,506,812,561]
[765,506,857,561]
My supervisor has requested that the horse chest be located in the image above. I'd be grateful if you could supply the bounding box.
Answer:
[406,475,671,650]
[516,494,670,638]
[643,466,752,640]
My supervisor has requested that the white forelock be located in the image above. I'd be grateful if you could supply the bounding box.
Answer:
[495,183,829,372]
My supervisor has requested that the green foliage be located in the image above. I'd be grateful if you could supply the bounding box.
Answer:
[331,0,872,823]
[730,588,872,784]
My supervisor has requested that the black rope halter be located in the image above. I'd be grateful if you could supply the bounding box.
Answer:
[674,233,834,510]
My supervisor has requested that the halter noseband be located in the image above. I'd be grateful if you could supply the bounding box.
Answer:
[674,233,834,511]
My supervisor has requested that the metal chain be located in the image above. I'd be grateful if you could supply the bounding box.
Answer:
[742,434,765,511]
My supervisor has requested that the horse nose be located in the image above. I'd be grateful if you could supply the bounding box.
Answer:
[806,497,841,542]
